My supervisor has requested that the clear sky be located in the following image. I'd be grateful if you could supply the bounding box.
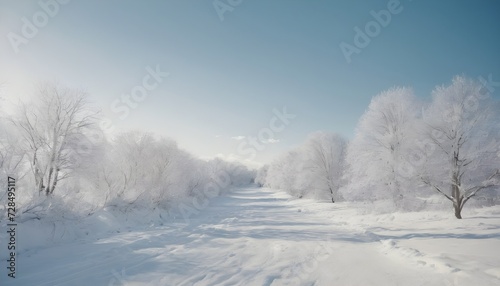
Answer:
[1,0,499,167]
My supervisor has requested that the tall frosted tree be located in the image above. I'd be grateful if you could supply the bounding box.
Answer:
[302,132,346,203]
[12,83,97,196]
[344,87,420,208]
[420,76,500,219]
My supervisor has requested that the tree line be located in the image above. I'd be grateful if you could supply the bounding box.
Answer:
[0,83,255,221]
[257,76,500,219]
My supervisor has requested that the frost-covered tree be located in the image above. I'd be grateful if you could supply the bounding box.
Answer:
[255,165,269,187]
[265,132,346,201]
[266,149,307,198]
[344,87,420,208]
[97,131,256,209]
[420,76,500,219]
[99,131,192,207]
[302,132,346,202]
[0,113,25,179]
[12,83,98,196]
[0,109,26,219]
[206,158,255,188]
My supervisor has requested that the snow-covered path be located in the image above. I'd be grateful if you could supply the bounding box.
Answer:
[6,187,500,285]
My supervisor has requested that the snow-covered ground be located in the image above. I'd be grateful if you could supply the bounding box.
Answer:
[2,186,500,285]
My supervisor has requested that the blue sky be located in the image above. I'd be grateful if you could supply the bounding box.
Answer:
[1,0,499,167]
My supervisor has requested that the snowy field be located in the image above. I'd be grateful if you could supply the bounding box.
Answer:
[2,186,500,286]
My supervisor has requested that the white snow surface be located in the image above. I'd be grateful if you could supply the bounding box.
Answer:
[2,186,500,285]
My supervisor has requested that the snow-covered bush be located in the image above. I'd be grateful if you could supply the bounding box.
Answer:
[265,132,347,201]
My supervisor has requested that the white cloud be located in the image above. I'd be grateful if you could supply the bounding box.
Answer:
[231,136,246,141]
[265,138,280,144]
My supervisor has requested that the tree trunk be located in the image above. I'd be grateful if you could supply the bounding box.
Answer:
[451,156,463,219]
[453,202,462,219]
[452,185,463,219]
[49,169,59,196]
[33,152,45,195]
[452,189,464,219]
[38,177,44,196]
[45,166,54,196]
